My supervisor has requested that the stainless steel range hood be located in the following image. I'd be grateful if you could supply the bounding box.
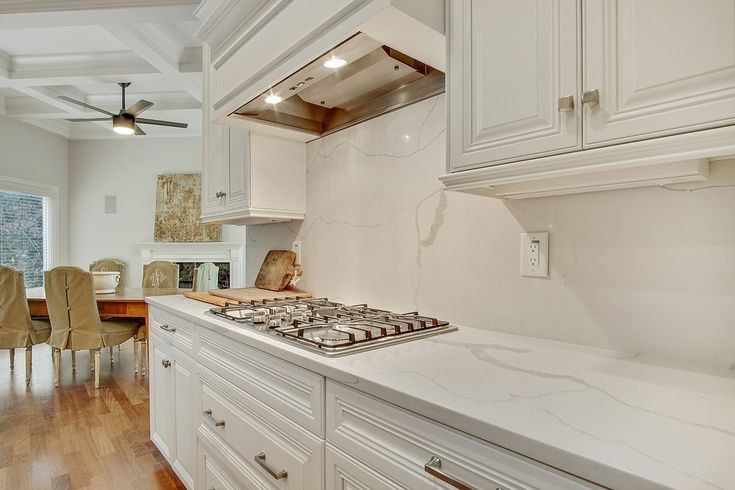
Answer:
[231,32,445,139]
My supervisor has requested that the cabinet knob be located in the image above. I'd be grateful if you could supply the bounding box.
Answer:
[582,89,600,107]
[215,191,227,198]
[557,95,575,112]
[161,359,171,368]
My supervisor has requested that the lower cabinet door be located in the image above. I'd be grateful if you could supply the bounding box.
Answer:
[150,340,174,461]
[172,348,197,488]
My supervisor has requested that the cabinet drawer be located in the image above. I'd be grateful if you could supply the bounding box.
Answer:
[201,448,240,490]
[150,308,195,356]
[197,326,325,435]
[198,365,324,490]
[326,443,405,490]
[327,381,600,490]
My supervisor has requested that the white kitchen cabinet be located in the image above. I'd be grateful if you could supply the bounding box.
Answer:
[448,0,580,171]
[200,124,306,225]
[442,0,735,198]
[583,0,735,146]
[149,326,198,489]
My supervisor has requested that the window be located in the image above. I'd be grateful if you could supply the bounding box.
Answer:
[0,177,57,288]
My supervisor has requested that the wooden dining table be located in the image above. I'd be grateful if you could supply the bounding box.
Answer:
[26,287,189,337]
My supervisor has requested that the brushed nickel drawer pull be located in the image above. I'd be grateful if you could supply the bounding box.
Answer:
[254,452,287,480]
[203,409,225,427]
[161,360,171,368]
[159,324,176,333]
[424,456,482,490]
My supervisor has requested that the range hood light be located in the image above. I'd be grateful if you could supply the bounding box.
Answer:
[264,94,282,104]
[323,57,347,69]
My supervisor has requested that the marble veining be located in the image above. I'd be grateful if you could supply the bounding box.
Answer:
[244,94,735,372]
[148,295,735,490]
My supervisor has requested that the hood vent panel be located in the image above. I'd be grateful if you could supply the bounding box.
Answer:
[232,32,445,139]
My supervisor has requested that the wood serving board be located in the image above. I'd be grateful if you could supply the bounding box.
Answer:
[254,250,298,291]
[183,292,237,307]
[207,287,312,304]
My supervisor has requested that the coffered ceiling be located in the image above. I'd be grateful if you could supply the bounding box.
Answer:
[0,0,203,139]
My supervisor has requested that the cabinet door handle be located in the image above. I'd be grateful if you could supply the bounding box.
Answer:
[557,95,575,112]
[424,456,485,490]
[161,359,171,368]
[203,409,225,427]
[159,324,176,333]
[582,89,600,107]
[254,452,287,480]
[215,191,227,198]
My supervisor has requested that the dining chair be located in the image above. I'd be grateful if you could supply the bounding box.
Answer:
[0,266,51,385]
[192,262,219,292]
[44,266,138,389]
[89,258,125,289]
[141,261,179,289]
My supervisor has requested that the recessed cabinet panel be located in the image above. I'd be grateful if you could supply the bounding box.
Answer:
[584,0,735,146]
[449,0,580,171]
[150,342,174,461]
[227,127,250,212]
[203,123,229,215]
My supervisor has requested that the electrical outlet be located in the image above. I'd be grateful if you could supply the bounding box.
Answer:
[521,232,548,277]
[291,241,302,265]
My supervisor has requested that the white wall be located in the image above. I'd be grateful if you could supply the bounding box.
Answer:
[69,137,245,287]
[0,115,69,264]
[246,95,735,370]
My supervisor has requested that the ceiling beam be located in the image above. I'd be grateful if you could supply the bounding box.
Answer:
[0,1,198,14]
[102,23,202,102]
[0,4,198,26]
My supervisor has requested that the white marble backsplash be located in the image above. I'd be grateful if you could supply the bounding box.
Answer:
[246,94,735,370]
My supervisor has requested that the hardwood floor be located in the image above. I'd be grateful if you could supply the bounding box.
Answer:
[0,342,185,490]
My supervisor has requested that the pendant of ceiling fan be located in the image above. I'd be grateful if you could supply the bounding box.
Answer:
[62,82,188,135]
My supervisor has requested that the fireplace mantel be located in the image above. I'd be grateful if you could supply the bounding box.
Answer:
[135,242,244,288]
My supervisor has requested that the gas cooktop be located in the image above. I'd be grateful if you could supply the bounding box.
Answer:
[208,298,457,356]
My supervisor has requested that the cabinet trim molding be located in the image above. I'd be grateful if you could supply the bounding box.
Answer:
[441,125,735,198]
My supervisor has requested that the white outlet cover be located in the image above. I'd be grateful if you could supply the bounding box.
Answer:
[292,240,302,265]
[521,232,549,278]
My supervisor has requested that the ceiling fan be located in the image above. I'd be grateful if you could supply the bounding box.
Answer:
[60,82,188,135]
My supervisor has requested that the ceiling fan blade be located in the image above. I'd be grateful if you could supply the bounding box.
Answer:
[66,118,110,122]
[136,117,188,129]
[58,96,115,116]
[126,99,153,116]
[134,125,146,136]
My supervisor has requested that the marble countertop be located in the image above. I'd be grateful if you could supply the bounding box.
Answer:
[147,295,735,490]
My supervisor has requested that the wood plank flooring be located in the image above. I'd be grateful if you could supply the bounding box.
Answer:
[0,342,185,490]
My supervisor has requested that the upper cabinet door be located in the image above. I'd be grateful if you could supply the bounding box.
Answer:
[202,123,229,215]
[449,0,581,171]
[583,0,735,147]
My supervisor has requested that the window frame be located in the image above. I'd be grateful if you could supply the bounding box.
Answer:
[0,175,59,273]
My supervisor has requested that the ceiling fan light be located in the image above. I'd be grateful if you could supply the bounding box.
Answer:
[112,114,135,135]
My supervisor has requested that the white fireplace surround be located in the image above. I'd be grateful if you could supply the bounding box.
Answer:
[136,242,245,288]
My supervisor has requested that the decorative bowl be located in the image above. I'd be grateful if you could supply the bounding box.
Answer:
[92,271,120,294]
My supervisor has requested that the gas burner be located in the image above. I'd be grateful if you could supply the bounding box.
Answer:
[209,298,456,356]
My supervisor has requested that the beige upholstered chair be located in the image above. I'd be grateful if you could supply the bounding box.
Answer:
[44,267,138,389]
[89,258,125,289]
[0,266,51,384]
[142,261,179,289]
[192,262,219,292]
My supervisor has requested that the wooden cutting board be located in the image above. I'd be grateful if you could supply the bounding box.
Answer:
[208,287,312,304]
[183,291,237,307]
[255,250,298,291]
